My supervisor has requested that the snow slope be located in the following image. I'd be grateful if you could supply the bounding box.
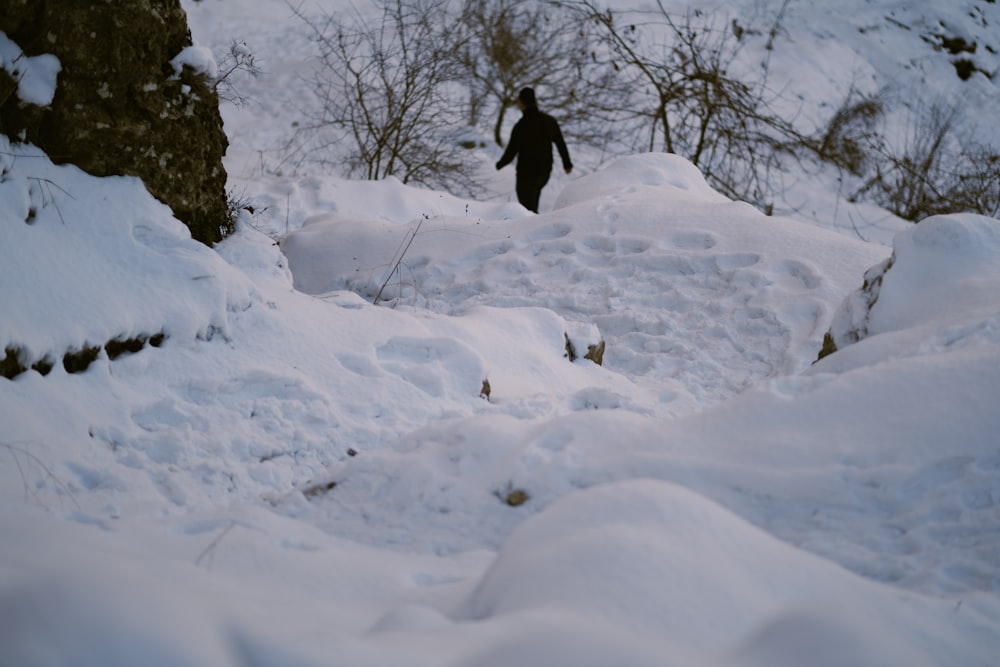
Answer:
[2,1,1000,665]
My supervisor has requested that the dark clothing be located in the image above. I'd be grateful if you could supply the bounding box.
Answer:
[515,171,550,214]
[496,106,572,212]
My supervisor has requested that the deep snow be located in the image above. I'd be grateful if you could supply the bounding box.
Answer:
[2,0,999,665]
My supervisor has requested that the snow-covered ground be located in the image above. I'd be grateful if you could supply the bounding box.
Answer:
[2,1,999,665]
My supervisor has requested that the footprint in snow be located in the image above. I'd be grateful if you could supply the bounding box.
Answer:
[519,222,572,243]
[665,230,718,250]
[714,252,761,270]
[769,259,822,289]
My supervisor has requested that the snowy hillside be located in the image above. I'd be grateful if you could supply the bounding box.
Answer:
[2,1,999,665]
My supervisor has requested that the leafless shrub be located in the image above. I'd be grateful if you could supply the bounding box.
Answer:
[277,0,996,221]
[289,0,483,197]
[213,40,261,108]
[456,0,612,150]
[571,0,804,211]
[852,101,1000,221]
[881,103,956,220]
[952,144,1000,218]
[815,87,886,176]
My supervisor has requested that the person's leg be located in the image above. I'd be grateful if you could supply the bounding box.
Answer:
[516,173,550,213]
[515,177,540,213]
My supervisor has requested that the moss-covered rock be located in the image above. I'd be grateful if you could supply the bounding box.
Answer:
[0,0,231,245]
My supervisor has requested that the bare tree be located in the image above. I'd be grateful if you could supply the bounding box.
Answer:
[289,0,481,195]
[572,0,804,210]
[455,0,609,149]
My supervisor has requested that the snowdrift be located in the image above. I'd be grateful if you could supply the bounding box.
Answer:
[2,135,999,667]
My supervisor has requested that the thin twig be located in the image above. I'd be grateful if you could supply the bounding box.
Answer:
[194,521,237,569]
[1,443,81,509]
[28,177,72,225]
[374,216,424,305]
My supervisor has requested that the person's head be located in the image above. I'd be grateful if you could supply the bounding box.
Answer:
[517,87,537,110]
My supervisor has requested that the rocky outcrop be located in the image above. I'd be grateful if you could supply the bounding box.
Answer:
[815,254,894,362]
[0,0,231,245]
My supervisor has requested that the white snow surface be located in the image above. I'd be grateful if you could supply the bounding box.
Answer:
[2,1,999,665]
[169,45,219,80]
[0,32,60,107]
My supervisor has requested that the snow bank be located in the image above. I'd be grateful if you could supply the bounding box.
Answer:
[2,2,999,663]
[458,479,978,665]
[871,213,1000,333]
[554,152,731,209]
[4,132,997,665]
[0,138,256,362]
[821,213,1000,371]
[281,153,889,416]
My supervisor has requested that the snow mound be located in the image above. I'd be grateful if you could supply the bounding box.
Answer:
[555,152,730,208]
[875,213,1000,331]
[2,2,999,663]
[0,139,256,364]
[461,479,841,639]
[820,213,1000,369]
[280,153,888,414]
[458,478,980,664]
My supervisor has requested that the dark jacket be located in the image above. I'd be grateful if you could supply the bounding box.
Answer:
[496,107,572,178]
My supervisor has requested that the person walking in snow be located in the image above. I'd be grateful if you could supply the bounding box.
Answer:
[495,87,573,213]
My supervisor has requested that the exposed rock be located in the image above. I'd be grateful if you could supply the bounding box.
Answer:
[504,489,530,507]
[815,254,895,362]
[302,480,337,500]
[584,340,606,366]
[564,322,606,366]
[0,0,231,245]
[1,329,168,380]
